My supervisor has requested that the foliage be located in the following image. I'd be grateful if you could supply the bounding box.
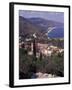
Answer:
[19,47,64,79]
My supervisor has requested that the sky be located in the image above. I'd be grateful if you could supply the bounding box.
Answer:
[19,10,64,23]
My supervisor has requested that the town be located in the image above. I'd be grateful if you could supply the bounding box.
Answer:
[19,38,64,58]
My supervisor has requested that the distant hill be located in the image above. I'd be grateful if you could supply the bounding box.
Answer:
[19,16,41,35]
[19,16,64,39]
[28,18,64,38]
[19,16,44,39]
[28,18,64,29]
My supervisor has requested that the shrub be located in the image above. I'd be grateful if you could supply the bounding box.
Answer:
[19,48,64,79]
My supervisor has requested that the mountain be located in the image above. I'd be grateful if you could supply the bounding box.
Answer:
[19,16,64,39]
[28,18,64,38]
[19,16,44,39]
[28,18,64,29]
[19,16,47,40]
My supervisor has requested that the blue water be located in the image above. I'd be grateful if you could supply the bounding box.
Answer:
[48,28,64,38]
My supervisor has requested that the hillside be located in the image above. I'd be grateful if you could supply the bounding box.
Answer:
[19,16,43,39]
[19,16,64,39]
[28,17,64,29]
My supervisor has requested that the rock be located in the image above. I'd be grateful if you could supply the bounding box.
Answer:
[35,72,56,78]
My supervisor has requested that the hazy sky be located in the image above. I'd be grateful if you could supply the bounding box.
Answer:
[19,10,64,23]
